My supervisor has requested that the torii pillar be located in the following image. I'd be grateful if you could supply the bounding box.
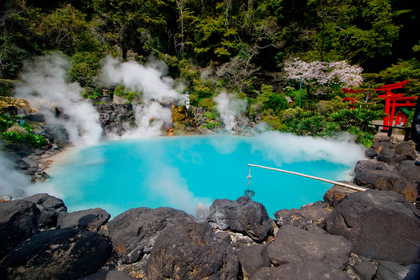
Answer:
[376,80,409,127]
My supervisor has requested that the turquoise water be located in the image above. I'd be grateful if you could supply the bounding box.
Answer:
[48,135,355,218]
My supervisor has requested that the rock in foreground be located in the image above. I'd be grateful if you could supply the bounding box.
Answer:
[207,196,274,242]
[0,200,40,259]
[106,207,196,264]
[0,227,112,280]
[267,225,352,270]
[326,190,420,265]
[147,222,239,280]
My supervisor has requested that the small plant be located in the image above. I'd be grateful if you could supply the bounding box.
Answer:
[206,122,215,129]
[95,101,107,105]
[6,123,28,135]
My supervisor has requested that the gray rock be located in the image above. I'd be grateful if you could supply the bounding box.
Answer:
[354,166,417,202]
[207,196,274,242]
[377,146,397,164]
[0,228,112,280]
[237,245,270,279]
[375,261,409,280]
[326,190,420,265]
[274,201,330,229]
[24,113,45,122]
[0,200,40,258]
[395,141,417,161]
[216,231,232,244]
[57,208,110,231]
[353,259,377,280]
[397,160,420,186]
[44,124,69,142]
[267,225,352,270]
[365,147,379,159]
[323,183,357,207]
[24,193,67,228]
[107,207,195,264]
[251,260,351,280]
[147,222,239,280]
[354,160,395,173]
[77,271,135,280]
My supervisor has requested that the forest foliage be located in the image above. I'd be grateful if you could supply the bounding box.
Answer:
[1,0,419,146]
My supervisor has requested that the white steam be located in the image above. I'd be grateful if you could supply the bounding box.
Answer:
[252,131,365,166]
[15,54,102,146]
[0,150,64,199]
[99,56,185,138]
[214,92,247,132]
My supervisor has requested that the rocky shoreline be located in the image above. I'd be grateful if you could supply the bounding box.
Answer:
[1,135,420,280]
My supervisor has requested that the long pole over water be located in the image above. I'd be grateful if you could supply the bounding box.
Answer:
[248,164,366,192]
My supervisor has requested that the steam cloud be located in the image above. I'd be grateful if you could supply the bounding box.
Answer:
[15,54,102,146]
[214,92,247,132]
[0,149,64,198]
[252,131,365,166]
[99,56,185,138]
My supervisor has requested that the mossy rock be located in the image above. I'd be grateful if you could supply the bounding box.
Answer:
[172,106,197,129]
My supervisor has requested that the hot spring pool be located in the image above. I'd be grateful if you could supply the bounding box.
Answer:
[47,134,364,218]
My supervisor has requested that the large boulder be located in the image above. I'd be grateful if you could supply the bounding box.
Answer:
[57,208,110,231]
[354,166,417,202]
[250,260,351,280]
[207,196,274,242]
[106,207,195,264]
[147,222,239,280]
[0,200,40,258]
[267,225,352,270]
[395,141,417,161]
[24,193,67,228]
[326,190,420,265]
[237,245,270,279]
[354,160,395,173]
[0,227,112,280]
[44,124,69,142]
[274,201,331,230]
[323,183,357,208]
[397,160,420,186]
[376,146,397,164]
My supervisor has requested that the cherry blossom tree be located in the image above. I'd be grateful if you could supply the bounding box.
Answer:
[284,58,363,96]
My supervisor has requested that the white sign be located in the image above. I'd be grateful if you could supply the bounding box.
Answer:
[185,92,190,109]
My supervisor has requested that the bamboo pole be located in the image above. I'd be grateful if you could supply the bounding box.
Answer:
[248,164,367,192]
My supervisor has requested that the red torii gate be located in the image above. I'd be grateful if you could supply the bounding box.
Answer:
[375,80,417,127]
[342,88,365,109]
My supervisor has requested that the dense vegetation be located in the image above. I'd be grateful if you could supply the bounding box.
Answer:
[1,0,419,147]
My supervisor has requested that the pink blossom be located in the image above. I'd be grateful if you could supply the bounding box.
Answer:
[284,58,363,88]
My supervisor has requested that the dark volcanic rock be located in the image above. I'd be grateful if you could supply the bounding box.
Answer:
[376,146,397,164]
[77,271,135,280]
[397,160,420,186]
[274,201,331,229]
[207,196,274,242]
[57,208,110,231]
[106,207,195,264]
[44,124,69,142]
[365,147,379,159]
[251,260,351,280]
[354,160,395,173]
[323,183,357,207]
[216,231,232,244]
[237,245,270,279]
[353,259,377,280]
[375,261,410,280]
[395,141,417,161]
[0,200,40,258]
[24,193,67,228]
[147,222,239,280]
[1,227,112,280]
[24,112,45,122]
[354,166,417,202]
[267,225,352,270]
[326,190,420,265]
